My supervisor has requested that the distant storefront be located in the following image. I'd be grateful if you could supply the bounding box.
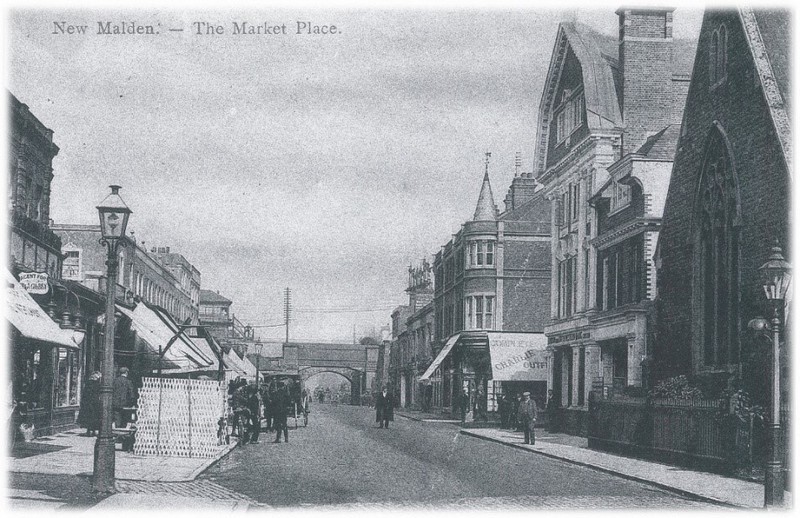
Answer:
[420,331,548,416]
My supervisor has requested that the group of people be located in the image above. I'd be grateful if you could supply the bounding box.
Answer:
[78,366,137,436]
[228,377,311,445]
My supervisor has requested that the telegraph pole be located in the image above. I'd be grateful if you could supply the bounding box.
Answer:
[284,287,291,346]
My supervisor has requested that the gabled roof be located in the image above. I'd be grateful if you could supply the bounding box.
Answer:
[534,22,622,175]
[199,289,232,305]
[740,8,792,176]
[534,20,698,177]
[473,172,499,221]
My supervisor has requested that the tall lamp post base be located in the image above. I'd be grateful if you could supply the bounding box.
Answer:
[92,435,117,493]
[764,422,785,507]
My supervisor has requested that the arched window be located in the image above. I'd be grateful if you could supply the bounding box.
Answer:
[696,127,740,368]
[709,25,728,86]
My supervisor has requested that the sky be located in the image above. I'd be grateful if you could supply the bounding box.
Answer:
[8,3,705,343]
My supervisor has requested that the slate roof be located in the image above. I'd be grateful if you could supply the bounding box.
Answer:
[635,124,683,160]
[199,289,232,305]
[473,172,499,221]
[562,22,622,128]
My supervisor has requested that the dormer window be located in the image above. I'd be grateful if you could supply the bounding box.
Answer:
[709,24,728,87]
[609,180,631,213]
[555,90,584,143]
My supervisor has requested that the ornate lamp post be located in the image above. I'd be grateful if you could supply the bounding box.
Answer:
[751,243,791,507]
[92,185,132,493]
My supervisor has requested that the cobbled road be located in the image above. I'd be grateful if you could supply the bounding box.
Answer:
[194,403,723,510]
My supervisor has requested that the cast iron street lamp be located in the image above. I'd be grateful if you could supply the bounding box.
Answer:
[749,243,791,507]
[92,185,132,493]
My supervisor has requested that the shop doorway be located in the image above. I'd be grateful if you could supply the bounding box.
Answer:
[611,339,628,389]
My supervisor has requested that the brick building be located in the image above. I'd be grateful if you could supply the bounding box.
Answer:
[388,259,435,409]
[421,155,551,416]
[655,8,791,404]
[199,288,257,362]
[53,225,201,326]
[8,93,102,436]
[8,92,62,278]
[533,8,697,435]
[388,303,412,404]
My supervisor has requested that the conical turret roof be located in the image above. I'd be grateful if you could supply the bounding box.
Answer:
[473,171,499,221]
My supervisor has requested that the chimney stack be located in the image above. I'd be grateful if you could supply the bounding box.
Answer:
[617,7,677,153]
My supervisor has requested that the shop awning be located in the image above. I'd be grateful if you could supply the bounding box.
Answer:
[6,269,81,349]
[486,332,548,381]
[116,302,215,372]
[419,333,460,381]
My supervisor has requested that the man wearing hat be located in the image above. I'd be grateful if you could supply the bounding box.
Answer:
[112,366,136,428]
[517,391,538,445]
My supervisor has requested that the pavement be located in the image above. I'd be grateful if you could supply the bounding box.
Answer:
[7,428,245,511]
[395,408,789,509]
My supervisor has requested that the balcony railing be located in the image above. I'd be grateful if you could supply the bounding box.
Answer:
[11,209,62,251]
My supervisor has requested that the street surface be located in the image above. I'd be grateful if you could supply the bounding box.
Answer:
[196,404,722,509]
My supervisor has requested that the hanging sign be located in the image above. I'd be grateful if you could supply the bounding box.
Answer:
[18,272,49,295]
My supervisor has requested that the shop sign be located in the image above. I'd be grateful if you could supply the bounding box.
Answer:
[547,331,591,345]
[18,272,49,294]
[487,333,548,381]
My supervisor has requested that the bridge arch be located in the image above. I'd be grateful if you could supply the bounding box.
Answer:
[300,366,364,404]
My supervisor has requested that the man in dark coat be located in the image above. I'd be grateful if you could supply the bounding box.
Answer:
[246,385,262,444]
[375,386,394,428]
[458,388,470,425]
[517,391,538,445]
[498,391,508,429]
[78,371,102,436]
[272,384,290,443]
[112,367,135,428]
[261,386,273,432]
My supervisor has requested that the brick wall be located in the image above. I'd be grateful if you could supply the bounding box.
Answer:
[621,37,678,153]
[655,11,790,386]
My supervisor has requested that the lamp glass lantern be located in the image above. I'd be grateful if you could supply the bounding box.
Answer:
[759,245,792,303]
[96,185,132,240]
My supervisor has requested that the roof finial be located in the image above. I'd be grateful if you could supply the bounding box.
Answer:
[514,152,522,177]
[484,151,492,177]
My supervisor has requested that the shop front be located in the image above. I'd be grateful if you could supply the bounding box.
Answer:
[8,270,86,437]
[420,331,548,421]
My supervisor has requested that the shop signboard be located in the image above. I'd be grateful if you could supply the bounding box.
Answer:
[18,272,49,294]
[487,332,548,381]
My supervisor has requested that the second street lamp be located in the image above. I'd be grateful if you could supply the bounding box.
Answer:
[758,243,791,508]
[93,185,132,494]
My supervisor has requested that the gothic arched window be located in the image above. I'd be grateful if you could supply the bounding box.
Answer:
[709,24,728,86]
[696,128,740,368]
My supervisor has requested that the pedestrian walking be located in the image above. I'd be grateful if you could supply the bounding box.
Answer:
[517,391,538,445]
[112,367,135,428]
[512,393,522,431]
[375,386,394,428]
[459,387,470,425]
[247,385,262,444]
[498,391,508,429]
[78,371,101,436]
[273,383,290,443]
[262,386,274,432]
